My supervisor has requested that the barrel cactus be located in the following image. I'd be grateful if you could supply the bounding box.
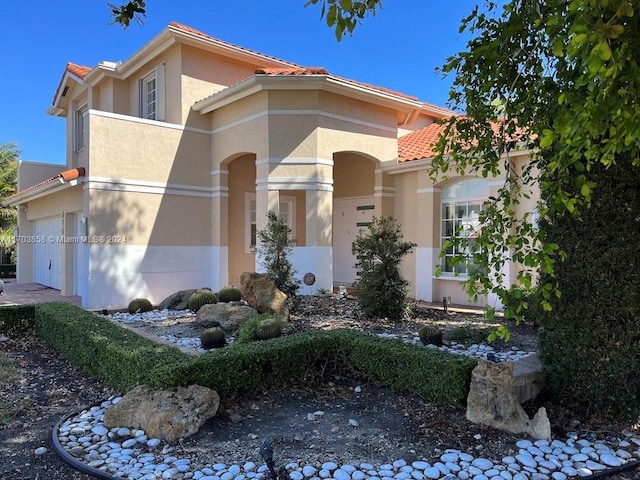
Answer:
[188,289,218,312]
[419,325,443,346]
[200,326,226,349]
[217,286,242,303]
[256,317,283,340]
[128,298,153,314]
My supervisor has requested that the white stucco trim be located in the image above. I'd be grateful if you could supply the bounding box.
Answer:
[86,176,216,198]
[210,246,228,290]
[210,169,229,176]
[415,247,438,302]
[374,186,395,198]
[84,245,217,309]
[417,187,442,194]
[255,158,334,167]
[256,177,334,192]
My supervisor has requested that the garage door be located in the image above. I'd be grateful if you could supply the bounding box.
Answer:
[33,216,62,289]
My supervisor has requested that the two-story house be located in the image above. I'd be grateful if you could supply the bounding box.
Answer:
[5,22,535,310]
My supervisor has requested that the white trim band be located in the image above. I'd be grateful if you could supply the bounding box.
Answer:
[86,176,215,198]
[255,157,334,167]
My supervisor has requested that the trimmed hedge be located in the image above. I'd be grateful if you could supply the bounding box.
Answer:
[0,304,36,336]
[12,302,476,407]
[34,302,190,392]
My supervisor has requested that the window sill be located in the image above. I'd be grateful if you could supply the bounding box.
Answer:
[434,275,469,282]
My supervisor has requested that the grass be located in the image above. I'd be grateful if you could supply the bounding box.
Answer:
[0,351,21,424]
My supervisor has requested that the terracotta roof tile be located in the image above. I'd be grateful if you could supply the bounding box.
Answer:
[398,122,447,162]
[6,168,85,203]
[169,22,300,67]
[66,62,91,79]
[255,67,329,75]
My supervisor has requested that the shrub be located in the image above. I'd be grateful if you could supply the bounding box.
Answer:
[200,327,226,349]
[419,325,443,346]
[127,298,153,314]
[538,162,640,420]
[188,289,218,312]
[0,305,35,336]
[217,286,242,303]
[256,211,301,311]
[352,216,416,320]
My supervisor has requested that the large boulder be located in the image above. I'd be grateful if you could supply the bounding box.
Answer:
[466,360,550,440]
[104,385,219,443]
[158,289,198,311]
[195,302,258,331]
[240,272,288,317]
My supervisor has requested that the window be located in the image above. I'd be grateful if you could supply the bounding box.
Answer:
[138,63,165,121]
[441,178,492,275]
[245,193,296,253]
[74,105,88,152]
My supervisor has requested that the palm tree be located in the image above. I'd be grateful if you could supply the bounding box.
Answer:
[0,142,19,261]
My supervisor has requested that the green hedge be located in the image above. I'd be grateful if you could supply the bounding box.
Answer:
[0,264,16,278]
[26,302,476,406]
[0,304,36,336]
[34,302,190,392]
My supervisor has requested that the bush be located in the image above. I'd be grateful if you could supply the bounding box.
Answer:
[33,302,189,392]
[0,305,35,336]
[127,298,153,314]
[188,289,218,312]
[537,162,640,420]
[217,286,242,303]
[256,211,301,311]
[352,216,416,320]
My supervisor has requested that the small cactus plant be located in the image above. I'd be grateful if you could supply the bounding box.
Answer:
[200,326,226,349]
[128,298,153,314]
[188,289,218,312]
[256,317,283,340]
[217,286,242,303]
[419,325,443,346]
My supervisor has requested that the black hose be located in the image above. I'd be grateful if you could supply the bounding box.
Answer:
[581,459,640,479]
[51,410,122,480]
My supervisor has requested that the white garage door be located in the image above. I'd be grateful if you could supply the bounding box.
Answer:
[33,216,62,289]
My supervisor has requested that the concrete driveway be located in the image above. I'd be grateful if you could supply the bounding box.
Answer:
[0,279,81,307]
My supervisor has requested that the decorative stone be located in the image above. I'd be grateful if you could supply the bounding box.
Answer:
[466,360,550,440]
[240,272,289,317]
[196,303,258,331]
[103,384,219,443]
[158,289,198,310]
[34,447,48,456]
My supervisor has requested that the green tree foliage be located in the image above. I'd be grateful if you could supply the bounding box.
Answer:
[109,0,146,27]
[0,142,19,255]
[256,211,301,308]
[352,216,416,320]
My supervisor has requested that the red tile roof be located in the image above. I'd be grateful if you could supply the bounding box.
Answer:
[398,122,447,162]
[66,62,91,79]
[6,168,85,203]
[255,67,329,75]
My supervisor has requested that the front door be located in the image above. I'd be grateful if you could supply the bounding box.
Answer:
[333,197,375,285]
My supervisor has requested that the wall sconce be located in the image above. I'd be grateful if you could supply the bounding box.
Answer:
[79,217,88,236]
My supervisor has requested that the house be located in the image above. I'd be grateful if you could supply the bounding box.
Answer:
[5,22,536,310]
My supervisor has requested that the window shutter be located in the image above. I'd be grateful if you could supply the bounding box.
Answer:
[155,62,166,121]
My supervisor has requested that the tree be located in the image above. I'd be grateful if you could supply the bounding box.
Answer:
[0,142,19,260]
[352,216,416,320]
[255,211,301,310]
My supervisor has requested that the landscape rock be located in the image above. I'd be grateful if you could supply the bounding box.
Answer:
[466,360,551,440]
[103,384,220,443]
[196,302,258,331]
[158,289,199,310]
[240,272,288,317]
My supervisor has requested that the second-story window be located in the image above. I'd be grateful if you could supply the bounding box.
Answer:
[74,105,88,152]
[138,63,165,121]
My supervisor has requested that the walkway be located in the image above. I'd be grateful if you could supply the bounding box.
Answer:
[0,279,81,307]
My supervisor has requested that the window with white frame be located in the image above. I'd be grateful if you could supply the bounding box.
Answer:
[441,178,492,275]
[245,193,296,253]
[74,105,88,152]
[138,63,165,121]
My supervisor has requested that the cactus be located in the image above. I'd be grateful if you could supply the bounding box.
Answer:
[188,289,218,312]
[256,317,283,340]
[419,325,443,346]
[200,326,226,349]
[217,286,242,303]
[128,298,153,314]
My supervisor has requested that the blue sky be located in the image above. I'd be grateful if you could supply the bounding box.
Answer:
[0,0,474,165]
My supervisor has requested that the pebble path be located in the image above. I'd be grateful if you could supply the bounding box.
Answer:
[55,397,640,480]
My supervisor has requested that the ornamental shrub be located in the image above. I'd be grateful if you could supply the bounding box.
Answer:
[351,216,416,320]
[537,162,640,420]
[256,211,301,311]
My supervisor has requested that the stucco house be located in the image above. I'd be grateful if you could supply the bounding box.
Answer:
[5,22,535,310]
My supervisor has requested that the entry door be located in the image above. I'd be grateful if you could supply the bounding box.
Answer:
[333,197,375,285]
[33,216,62,289]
